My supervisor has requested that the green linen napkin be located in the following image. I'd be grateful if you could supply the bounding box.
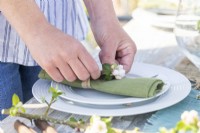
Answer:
[38,70,164,98]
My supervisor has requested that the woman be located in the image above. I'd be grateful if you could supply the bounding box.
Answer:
[0,0,136,119]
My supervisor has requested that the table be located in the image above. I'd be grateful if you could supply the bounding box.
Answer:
[0,9,185,133]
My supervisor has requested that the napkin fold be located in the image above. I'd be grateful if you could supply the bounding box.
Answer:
[38,70,164,98]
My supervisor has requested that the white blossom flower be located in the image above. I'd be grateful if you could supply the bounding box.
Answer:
[112,70,119,76]
[85,116,107,133]
[0,127,4,133]
[115,75,122,80]
[112,64,126,79]
[118,69,125,77]
[181,110,199,125]
[118,65,123,69]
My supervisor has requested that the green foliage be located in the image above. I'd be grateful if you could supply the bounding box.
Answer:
[175,121,198,132]
[101,63,114,81]
[12,93,20,106]
[196,20,200,33]
[107,128,117,133]
[49,87,63,100]
[9,94,26,116]
[69,117,78,122]
[101,117,112,128]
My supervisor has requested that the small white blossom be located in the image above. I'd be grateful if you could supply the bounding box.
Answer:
[115,75,122,80]
[85,116,107,133]
[181,110,199,125]
[112,70,119,76]
[112,64,126,79]
[118,65,123,69]
[190,110,198,119]
[198,121,200,128]
[0,127,4,133]
[118,69,125,77]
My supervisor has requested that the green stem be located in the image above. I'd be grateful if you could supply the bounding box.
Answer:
[44,98,54,117]
[2,109,87,129]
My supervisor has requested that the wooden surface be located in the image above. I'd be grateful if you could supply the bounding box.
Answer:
[0,9,185,133]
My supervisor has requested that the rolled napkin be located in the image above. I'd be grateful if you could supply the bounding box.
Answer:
[38,70,164,98]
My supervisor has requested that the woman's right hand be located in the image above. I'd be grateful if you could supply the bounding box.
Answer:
[26,25,100,82]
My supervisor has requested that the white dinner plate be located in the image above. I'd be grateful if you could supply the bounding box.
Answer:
[51,72,170,106]
[147,8,177,15]
[32,62,191,116]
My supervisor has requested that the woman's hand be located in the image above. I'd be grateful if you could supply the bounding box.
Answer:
[27,25,101,82]
[94,21,137,73]
[83,0,137,73]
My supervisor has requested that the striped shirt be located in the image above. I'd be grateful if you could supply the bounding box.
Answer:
[0,0,89,66]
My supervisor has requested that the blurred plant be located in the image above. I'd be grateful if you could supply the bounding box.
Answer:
[160,110,200,133]
[196,20,200,32]
[3,90,200,133]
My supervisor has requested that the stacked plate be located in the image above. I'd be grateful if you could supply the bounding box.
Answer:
[32,62,191,116]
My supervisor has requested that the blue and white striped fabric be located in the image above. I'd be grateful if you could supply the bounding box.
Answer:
[0,0,89,66]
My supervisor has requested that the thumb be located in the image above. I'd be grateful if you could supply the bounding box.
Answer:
[99,46,116,65]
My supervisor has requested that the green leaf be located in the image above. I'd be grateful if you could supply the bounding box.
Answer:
[101,64,113,81]
[69,117,77,122]
[176,121,185,130]
[57,92,63,95]
[107,128,117,133]
[78,119,85,124]
[197,20,200,32]
[101,117,112,127]
[12,94,20,106]
[16,102,23,108]
[49,87,57,93]
[49,86,63,100]
[9,107,18,116]
[19,107,26,113]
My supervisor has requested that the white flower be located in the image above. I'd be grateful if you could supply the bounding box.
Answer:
[0,127,4,133]
[115,75,122,80]
[85,120,107,133]
[118,65,123,69]
[181,110,199,125]
[198,121,200,128]
[118,69,125,77]
[181,111,189,121]
[112,64,126,79]
[112,70,119,76]
[190,110,198,119]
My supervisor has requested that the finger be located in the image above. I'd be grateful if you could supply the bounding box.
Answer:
[117,45,136,58]
[55,57,77,82]
[57,61,77,82]
[78,48,100,79]
[99,46,116,64]
[117,48,130,58]
[68,58,90,81]
[117,53,134,73]
[43,64,64,82]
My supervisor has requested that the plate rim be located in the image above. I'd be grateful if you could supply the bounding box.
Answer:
[32,62,191,116]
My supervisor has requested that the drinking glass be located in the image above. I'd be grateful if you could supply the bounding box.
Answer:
[174,0,200,69]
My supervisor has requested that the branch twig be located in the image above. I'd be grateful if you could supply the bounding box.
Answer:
[2,109,86,129]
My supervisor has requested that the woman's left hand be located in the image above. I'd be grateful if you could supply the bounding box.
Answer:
[94,21,137,73]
